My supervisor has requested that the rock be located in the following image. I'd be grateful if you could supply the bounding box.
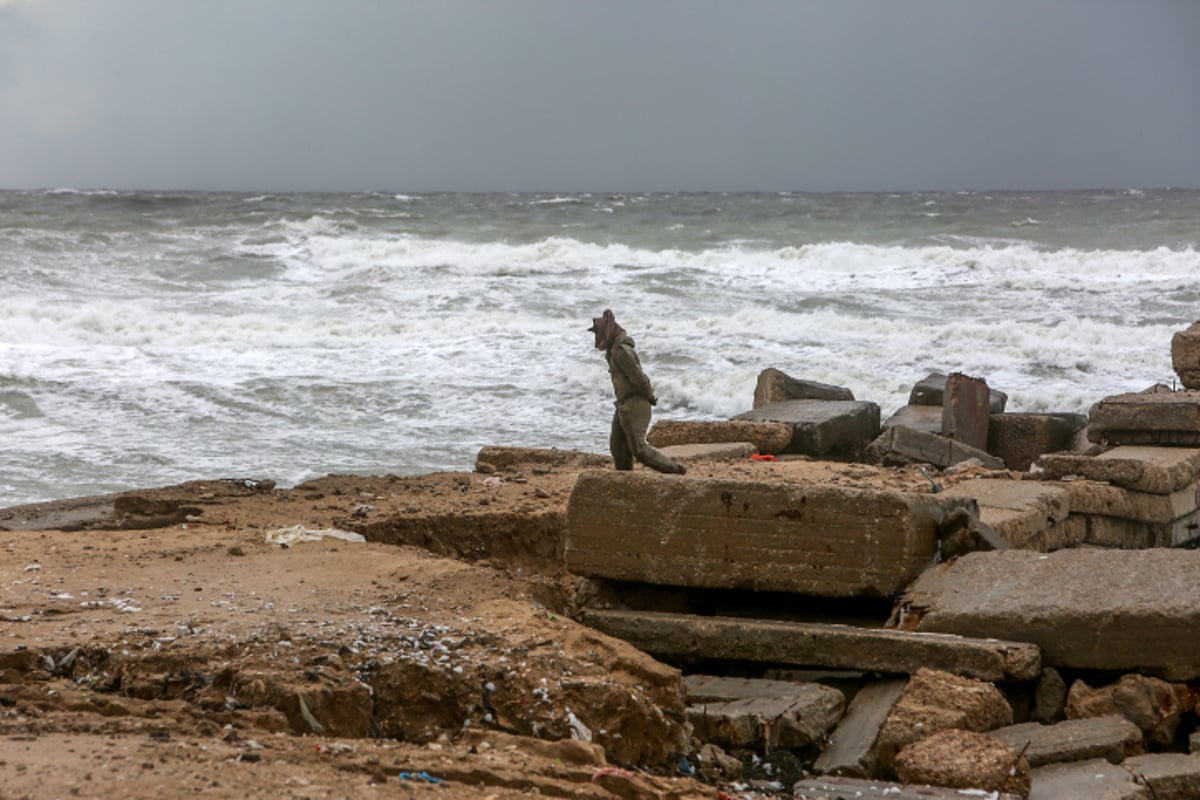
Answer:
[734,399,880,460]
[894,728,1031,798]
[990,715,1144,768]
[1171,321,1200,390]
[1066,674,1194,745]
[753,367,854,408]
[646,419,793,453]
[876,667,1013,774]
[1032,667,1068,724]
[897,549,1200,679]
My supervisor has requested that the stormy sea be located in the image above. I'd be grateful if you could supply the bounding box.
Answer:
[2,189,1198,506]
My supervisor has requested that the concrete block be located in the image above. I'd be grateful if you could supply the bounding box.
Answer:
[990,715,1145,768]
[734,399,880,460]
[899,549,1200,679]
[813,678,907,778]
[474,445,608,473]
[584,609,1041,682]
[1171,321,1200,390]
[565,470,951,598]
[909,371,1008,413]
[1062,480,1200,524]
[864,425,1004,470]
[943,372,991,451]
[794,775,1023,800]
[940,478,1070,549]
[1088,387,1200,446]
[647,419,793,453]
[753,367,854,408]
[1029,758,1150,800]
[659,441,757,463]
[685,676,844,751]
[1122,753,1200,800]
[882,404,942,434]
[1036,446,1200,494]
[989,412,1089,471]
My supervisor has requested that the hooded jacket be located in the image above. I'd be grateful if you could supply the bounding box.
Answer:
[606,331,656,405]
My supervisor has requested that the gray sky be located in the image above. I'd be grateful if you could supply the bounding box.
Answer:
[2,0,1199,192]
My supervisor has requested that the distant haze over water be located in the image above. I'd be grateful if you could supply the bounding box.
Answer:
[2,189,1198,505]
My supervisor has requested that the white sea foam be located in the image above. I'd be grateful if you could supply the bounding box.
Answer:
[3,190,1197,505]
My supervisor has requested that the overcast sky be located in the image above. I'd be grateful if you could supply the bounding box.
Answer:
[2,0,1198,193]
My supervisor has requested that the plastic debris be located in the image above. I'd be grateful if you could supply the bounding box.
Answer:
[265,526,365,546]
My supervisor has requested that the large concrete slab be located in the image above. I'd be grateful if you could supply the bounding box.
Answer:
[1028,759,1150,800]
[990,715,1145,768]
[734,399,880,459]
[1036,446,1200,494]
[647,419,793,453]
[899,549,1200,679]
[583,609,1041,681]
[565,470,956,598]
[940,478,1070,549]
[813,678,907,778]
[1088,389,1200,446]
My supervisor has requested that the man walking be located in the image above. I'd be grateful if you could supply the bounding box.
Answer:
[588,309,686,475]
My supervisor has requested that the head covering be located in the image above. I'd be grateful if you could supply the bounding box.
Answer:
[588,308,624,350]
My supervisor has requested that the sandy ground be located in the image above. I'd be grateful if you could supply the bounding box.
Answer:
[0,455,959,799]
